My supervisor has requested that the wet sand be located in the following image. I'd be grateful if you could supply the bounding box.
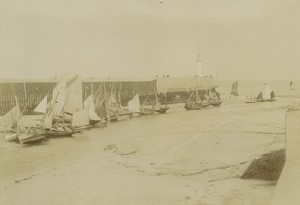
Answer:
[0,98,296,205]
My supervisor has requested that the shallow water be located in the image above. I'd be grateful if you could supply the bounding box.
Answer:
[0,98,296,205]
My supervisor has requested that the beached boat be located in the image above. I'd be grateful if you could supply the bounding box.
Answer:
[2,99,26,142]
[154,91,169,114]
[245,82,276,103]
[18,127,46,144]
[2,96,46,144]
[208,89,222,106]
[231,81,239,96]
[128,93,141,116]
[185,90,202,110]
[18,96,48,144]
[140,93,155,115]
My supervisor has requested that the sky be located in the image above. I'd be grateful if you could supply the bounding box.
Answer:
[0,0,300,80]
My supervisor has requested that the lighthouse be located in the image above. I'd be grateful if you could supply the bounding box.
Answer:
[196,55,203,77]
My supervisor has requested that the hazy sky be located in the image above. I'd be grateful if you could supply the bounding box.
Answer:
[0,0,299,80]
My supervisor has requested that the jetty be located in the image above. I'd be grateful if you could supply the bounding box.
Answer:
[0,76,217,115]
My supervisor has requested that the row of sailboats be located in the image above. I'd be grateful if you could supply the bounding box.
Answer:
[2,75,169,144]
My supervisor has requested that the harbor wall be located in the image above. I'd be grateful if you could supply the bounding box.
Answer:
[0,76,218,115]
[270,107,300,205]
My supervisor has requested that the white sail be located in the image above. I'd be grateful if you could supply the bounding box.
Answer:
[84,94,101,121]
[1,101,25,133]
[34,96,48,113]
[44,111,53,129]
[128,94,141,113]
[71,109,89,127]
[52,76,67,117]
[63,75,83,114]
[262,82,271,100]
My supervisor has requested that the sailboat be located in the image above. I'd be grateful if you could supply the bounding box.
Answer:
[2,97,46,144]
[2,99,26,142]
[18,96,47,144]
[246,82,276,103]
[209,89,222,106]
[116,83,133,119]
[140,93,155,115]
[128,93,141,116]
[44,75,74,137]
[231,81,239,96]
[154,91,169,114]
[185,89,202,110]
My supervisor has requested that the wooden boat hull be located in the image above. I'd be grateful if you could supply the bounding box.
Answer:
[89,119,102,125]
[245,99,276,103]
[184,102,202,110]
[209,100,222,106]
[155,107,169,114]
[201,101,211,107]
[46,126,74,137]
[140,108,155,115]
[4,133,18,142]
[18,132,46,144]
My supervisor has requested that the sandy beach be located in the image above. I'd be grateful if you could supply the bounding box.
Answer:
[0,98,295,205]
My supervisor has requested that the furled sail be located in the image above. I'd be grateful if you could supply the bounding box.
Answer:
[34,96,48,113]
[128,94,141,113]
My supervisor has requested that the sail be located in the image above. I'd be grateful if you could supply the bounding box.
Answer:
[71,109,89,127]
[52,76,67,117]
[34,96,47,113]
[84,95,101,121]
[262,83,271,100]
[128,94,141,113]
[63,75,83,114]
[231,81,239,96]
[1,101,25,133]
[271,91,275,99]
[44,110,53,129]
[95,98,108,119]
[256,92,263,100]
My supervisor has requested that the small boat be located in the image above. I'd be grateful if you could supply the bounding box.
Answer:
[18,127,46,144]
[128,93,141,115]
[201,100,211,107]
[230,81,239,96]
[185,90,202,110]
[2,102,23,142]
[154,91,169,114]
[140,107,155,115]
[245,82,276,103]
[140,93,155,115]
[185,102,202,110]
[46,125,73,137]
[209,99,223,106]
[208,89,222,106]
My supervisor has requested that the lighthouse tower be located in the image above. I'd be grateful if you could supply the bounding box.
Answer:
[196,55,203,77]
